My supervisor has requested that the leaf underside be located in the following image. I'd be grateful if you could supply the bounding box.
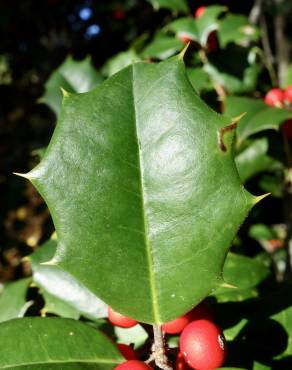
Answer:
[27,56,255,324]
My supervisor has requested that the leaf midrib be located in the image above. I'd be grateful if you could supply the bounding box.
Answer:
[131,64,160,323]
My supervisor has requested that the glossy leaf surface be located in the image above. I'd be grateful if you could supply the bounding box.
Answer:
[0,317,123,369]
[27,56,255,324]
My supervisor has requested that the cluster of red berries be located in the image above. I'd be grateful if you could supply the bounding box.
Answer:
[179,6,218,52]
[108,302,227,370]
[264,86,292,140]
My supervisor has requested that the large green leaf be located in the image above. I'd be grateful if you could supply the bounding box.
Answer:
[42,56,103,115]
[28,239,107,321]
[224,96,292,145]
[23,56,256,324]
[146,0,188,12]
[235,138,282,182]
[0,278,31,323]
[0,317,123,369]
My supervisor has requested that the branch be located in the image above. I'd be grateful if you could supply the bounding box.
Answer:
[249,0,263,25]
[274,0,290,87]
[152,325,172,370]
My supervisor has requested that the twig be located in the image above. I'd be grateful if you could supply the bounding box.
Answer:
[274,0,290,87]
[259,14,278,86]
[249,0,263,25]
[198,49,226,102]
[152,325,172,370]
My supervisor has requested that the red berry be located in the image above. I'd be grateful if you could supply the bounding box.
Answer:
[284,85,292,104]
[162,302,213,334]
[115,360,151,370]
[176,352,192,370]
[162,314,191,334]
[194,6,206,18]
[264,88,284,107]
[118,344,138,360]
[108,306,137,328]
[180,320,227,370]
[282,119,292,140]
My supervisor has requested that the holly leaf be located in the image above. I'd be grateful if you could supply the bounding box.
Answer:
[42,291,80,319]
[23,56,257,324]
[0,278,31,323]
[0,317,123,369]
[186,67,212,93]
[235,138,282,182]
[214,252,270,302]
[224,96,292,145]
[42,56,103,115]
[28,239,108,321]
[141,34,183,60]
[218,14,259,48]
[147,0,188,12]
[166,6,225,46]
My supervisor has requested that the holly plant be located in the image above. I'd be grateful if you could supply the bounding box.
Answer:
[1,1,292,370]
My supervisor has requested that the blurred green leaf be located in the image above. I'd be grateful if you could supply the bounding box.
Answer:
[218,14,259,48]
[187,67,212,93]
[102,50,141,77]
[205,48,261,94]
[283,64,292,87]
[166,6,225,46]
[272,305,292,358]
[235,138,282,182]
[141,34,183,60]
[224,96,292,144]
[29,239,108,321]
[0,278,31,323]
[0,317,123,369]
[259,174,283,198]
[249,224,277,242]
[42,56,103,115]
[146,0,188,12]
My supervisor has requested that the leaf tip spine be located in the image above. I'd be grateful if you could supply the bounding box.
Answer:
[13,171,31,180]
[60,87,70,98]
[253,193,270,205]
[220,281,238,289]
[231,112,246,124]
[178,43,190,60]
